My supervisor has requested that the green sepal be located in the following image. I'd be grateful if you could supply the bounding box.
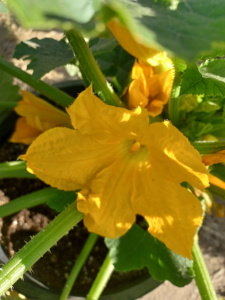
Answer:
[105,224,194,287]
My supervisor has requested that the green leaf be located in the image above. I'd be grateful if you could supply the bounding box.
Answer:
[47,190,76,212]
[104,0,225,61]
[0,69,20,113]
[14,38,74,79]
[105,224,194,287]
[180,67,225,97]
[211,164,225,182]
[89,36,134,93]
[6,0,102,30]
[199,58,225,83]
[209,185,225,201]
[89,36,118,56]
[0,1,9,13]
[95,45,134,94]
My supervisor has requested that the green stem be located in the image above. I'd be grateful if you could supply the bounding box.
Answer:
[0,187,60,217]
[65,30,123,107]
[60,233,98,300]
[86,252,114,300]
[192,140,225,155]
[192,240,217,300]
[0,102,17,108]
[0,57,74,107]
[0,161,35,178]
[168,77,181,127]
[0,201,83,296]
[209,185,225,200]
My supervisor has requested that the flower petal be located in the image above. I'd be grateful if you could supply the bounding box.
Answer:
[202,150,225,166]
[209,174,225,190]
[127,80,149,109]
[77,153,137,238]
[126,60,174,116]
[142,121,209,190]
[132,166,203,259]
[10,117,42,145]
[67,85,149,142]
[16,90,71,131]
[20,127,116,191]
[107,19,160,62]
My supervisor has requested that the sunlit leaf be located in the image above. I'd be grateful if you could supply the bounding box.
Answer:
[14,38,74,79]
[104,0,225,61]
[199,58,225,84]
[180,67,225,97]
[0,1,9,13]
[6,0,102,30]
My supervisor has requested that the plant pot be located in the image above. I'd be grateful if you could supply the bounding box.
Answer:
[0,80,162,299]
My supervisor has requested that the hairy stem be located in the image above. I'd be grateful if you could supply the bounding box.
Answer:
[0,201,83,295]
[65,29,123,107]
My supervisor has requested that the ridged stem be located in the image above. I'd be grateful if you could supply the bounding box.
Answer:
[192,240,217,300]
[86,252,114,300]
[0,201,83,296]
[65,29,123,107]
[0,187,63,217]
[0,161,35,178]
[0,57,74,107]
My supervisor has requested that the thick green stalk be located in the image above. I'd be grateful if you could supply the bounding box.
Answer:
[0,201,83,295]
[192,140,225,155]
[0,187,59,217]
[0,57,74,107]
[168,77,181,127]
[60,233,98,300]
[86,252,114,300]
[192,240,217,300]
[65,30,123,107]
[0,161,35,178]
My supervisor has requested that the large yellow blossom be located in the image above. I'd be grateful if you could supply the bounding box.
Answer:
[20,86,209,259]
[10,90,71,145]
[126,57,175,116]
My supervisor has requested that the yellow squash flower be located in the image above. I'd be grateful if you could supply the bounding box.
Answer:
[10,90,71,145]
[20,86,209,259]
[107,18,160,63]
[108,18,175,116]
[126,57,175,116]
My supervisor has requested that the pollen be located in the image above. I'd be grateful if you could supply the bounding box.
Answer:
[130,141,141,153]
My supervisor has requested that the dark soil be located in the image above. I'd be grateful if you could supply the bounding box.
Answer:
[0,141,149,296]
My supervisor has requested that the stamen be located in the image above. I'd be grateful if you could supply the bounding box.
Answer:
[130,141,141,153]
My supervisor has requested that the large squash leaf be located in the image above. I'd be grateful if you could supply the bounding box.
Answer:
[105,224,194,287]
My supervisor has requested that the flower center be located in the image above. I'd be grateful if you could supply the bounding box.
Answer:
[130,141,141,153]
